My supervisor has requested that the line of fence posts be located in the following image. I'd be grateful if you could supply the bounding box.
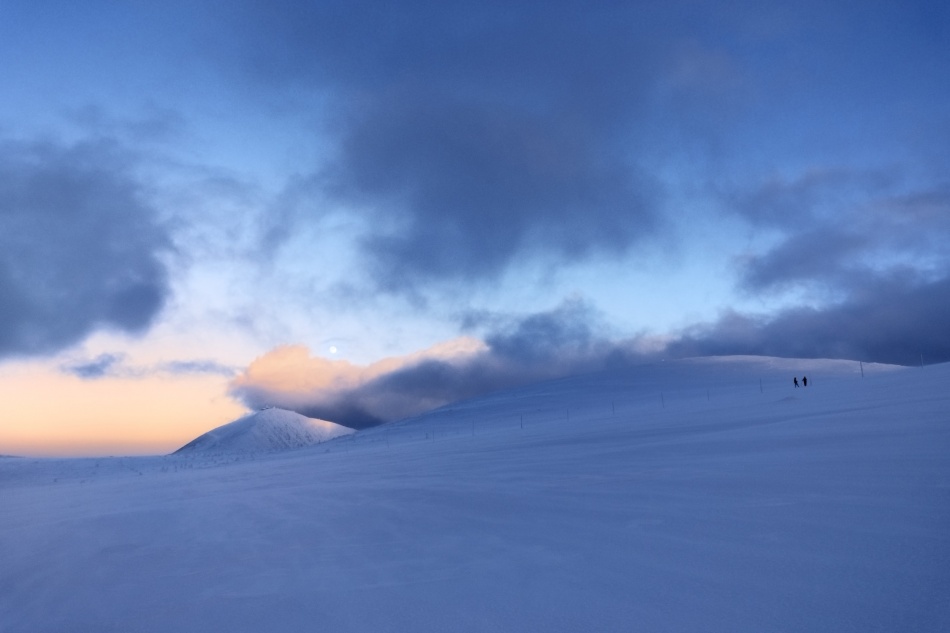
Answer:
[384,354,936,451]
[384,363,897,450]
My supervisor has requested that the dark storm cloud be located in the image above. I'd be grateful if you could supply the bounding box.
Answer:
[218,1,733,289]
[724,171,950,363]
[727,168,895,229]
[0,138,170,358]
[739,228,870,293]
[666,273,950,367]
[481,298,606,366]
[206,0,950,300]
[726,167,950,294]
[332,94,659,287]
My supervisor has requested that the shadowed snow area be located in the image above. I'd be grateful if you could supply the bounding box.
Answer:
[172,408,354,455]
[1,356,948,632]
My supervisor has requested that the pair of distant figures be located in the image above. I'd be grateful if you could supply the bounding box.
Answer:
[794,376,808,388]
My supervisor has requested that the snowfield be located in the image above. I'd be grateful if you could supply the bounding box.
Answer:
[1,356,948,632]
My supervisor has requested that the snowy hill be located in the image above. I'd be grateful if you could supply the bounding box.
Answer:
[173,407,354,455]
[2,356,948,632]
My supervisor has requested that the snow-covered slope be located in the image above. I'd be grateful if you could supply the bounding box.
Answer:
[2,356,948,633]
[173,407,354,454]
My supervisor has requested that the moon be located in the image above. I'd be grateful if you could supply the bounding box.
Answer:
[329,345,338,355]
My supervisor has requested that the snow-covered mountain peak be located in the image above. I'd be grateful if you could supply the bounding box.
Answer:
[173,407,354,455]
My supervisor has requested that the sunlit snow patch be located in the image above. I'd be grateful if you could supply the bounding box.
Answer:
[173,407,354,455]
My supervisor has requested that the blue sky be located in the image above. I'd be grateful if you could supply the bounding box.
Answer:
[1,1,948,453]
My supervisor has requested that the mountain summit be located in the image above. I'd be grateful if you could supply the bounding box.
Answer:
[173,408,353,455]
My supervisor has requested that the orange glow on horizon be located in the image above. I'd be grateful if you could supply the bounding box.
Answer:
[0,363,245,457]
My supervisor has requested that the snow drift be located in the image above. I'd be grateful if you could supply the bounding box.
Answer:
[173,407,354,455]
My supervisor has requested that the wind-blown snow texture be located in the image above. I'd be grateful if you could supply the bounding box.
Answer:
[172,407,354,455]
[1,356,948,632]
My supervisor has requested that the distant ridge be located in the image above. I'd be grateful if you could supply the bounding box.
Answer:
[173,408,354,455]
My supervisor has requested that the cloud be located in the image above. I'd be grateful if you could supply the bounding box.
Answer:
[216,2,747,292]
[59,353,238,380]
[210,1,950,304]
[230,337,490,428]
[725,167,950,300]
[160,360,238,377]
[231,282,950,428]
[229,299,620,427]
[738,228,871,294]
[726,168,893,229]
[479,297,609,368]
[0,138,171,358]
[704,170,950,366]
[326,91,659,290]
[60,353,125,379]
[666,273,950,366]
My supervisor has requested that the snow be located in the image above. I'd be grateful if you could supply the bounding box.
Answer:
[1,356,948,632]
[172,407,355,455]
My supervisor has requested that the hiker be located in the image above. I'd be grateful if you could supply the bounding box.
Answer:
[803,376,808,387]
[794,377,799,388]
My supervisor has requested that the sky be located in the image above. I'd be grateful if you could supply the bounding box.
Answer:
[1,0,948,455]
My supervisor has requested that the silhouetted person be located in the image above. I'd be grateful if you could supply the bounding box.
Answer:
[803,376,808,387]
[794,377,799,388]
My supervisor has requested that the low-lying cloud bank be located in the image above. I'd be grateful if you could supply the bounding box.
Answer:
[231,284,950,429]
[667,275,950,366]
[230,301,615,428]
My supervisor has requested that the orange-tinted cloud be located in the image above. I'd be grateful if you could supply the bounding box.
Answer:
[230,337,488,427]
[229,301,629,427]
